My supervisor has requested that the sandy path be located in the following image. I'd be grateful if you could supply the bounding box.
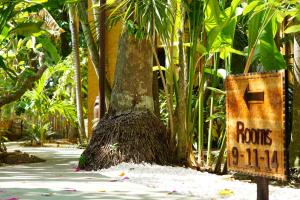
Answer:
[0,143,299,200]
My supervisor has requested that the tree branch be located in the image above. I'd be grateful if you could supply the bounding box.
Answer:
[0,54,47,108]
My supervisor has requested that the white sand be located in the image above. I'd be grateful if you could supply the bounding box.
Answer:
[0,143,299,200]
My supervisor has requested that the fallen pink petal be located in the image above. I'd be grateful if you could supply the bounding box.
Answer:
[5,198,19,200]
[73,167,80,172]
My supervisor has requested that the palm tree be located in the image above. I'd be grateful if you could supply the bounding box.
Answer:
[290,28,300,168]
[76,0,112,104]
[79,0,174,170]
[68,4,87,144]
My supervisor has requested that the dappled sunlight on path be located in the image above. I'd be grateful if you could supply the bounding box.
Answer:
[0,144,199,200]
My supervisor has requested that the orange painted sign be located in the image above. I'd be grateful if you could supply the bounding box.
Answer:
[226,71,288,180]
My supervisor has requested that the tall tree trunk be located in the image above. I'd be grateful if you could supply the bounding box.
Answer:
[98,0,106,118]
[290,29,300,168]
[69,4,87,144]
[109,31,154,113]
[77,1,111,103]
[175,29,188,163]
[79,31,173,170]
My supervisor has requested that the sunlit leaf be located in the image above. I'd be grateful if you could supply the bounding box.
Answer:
[243,0,262,16]
[25,0,48,3]
[285,24,300,34]
[218,189,234,197]
[37,37,60,63]
[9,22,43,36]
[152,66,166,71]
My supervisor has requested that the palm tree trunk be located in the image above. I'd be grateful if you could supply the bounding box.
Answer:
[77,1,111,103]
[69,4,87,144]
[109,31,154,113]
[175,29,188,163]
[79,31,173,170]
[290,29,300,168]
[98,0,106,118]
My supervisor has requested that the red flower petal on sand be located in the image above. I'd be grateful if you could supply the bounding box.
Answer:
[73,167,80,172]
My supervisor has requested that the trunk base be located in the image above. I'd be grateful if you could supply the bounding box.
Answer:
[79,111,174,170]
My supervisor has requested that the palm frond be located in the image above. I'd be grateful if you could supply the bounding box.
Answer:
[106,0,174,39]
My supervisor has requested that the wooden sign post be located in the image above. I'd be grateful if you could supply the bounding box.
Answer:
[226,71,288,200]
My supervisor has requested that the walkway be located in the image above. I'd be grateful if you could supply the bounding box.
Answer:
[0,143,299,200]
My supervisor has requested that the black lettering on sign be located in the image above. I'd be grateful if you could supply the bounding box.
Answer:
[264,129,272,145]
[236,121,272,145]
[272,151,278,171]
[253,149,259,168]
[232,147,239,165]
[246,148,251,166]
[251,128,258,144]
[237,121,245,143]
[265,150,271,170]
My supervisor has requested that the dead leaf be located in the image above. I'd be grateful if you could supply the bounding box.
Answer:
[118,171,125,176]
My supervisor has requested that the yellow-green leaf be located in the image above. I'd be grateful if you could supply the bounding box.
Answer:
[243,1,262,15]
[218,189,234,197]
[285,25,300,34]
[152,66,166,71]
[25,0,48,3]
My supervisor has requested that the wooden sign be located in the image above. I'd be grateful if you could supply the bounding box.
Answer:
[226,71,288,180]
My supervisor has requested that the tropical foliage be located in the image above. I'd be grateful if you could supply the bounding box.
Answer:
[1,0,300,171]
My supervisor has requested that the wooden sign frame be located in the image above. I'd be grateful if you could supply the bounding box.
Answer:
[226,71,289,180]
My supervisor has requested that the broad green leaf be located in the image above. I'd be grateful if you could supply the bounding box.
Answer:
[258,17,285,70]
[26,39,33,49]
[220,46,245,59]
[248,8,264,47]
[207,0,221,24]
[205,0,222,32]
[227,47,246,56]
[204,68,224,79]
[275,11,286,24]
[196,43,208,55]
[230,0,243,13]
[285,25,300,34]
[37,37,60,63]
[259,40,285,70]
[184,43,208,54]
[206,0,241,53]
[9,22,43,36]
[207,26,222,51]
[254,4,266,13]
[0,26,9,41]
[243,0,262,16]
[211,16,237,55]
